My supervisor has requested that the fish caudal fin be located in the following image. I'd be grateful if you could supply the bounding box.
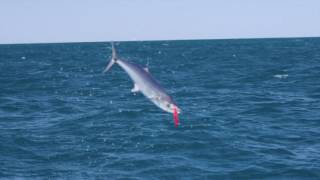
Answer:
[103,58,116,73]
[103,42,118,73]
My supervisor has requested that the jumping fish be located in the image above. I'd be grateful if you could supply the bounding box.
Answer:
[103,43,181,126]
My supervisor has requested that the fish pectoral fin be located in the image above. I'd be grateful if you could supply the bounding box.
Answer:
[131,84,140,93]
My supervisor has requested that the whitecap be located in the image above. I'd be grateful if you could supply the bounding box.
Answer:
[274,74,288,79]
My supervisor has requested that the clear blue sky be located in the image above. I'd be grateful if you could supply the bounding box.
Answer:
[1,0,319,44]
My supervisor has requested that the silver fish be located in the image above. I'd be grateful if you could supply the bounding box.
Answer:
[103,43,181,114]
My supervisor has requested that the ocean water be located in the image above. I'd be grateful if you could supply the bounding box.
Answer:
[1,38,320,179]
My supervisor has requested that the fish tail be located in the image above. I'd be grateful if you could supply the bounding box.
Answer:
[103,42,118,73]
[111,42,117,60]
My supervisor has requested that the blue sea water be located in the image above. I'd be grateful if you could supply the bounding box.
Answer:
[1,38,320,179]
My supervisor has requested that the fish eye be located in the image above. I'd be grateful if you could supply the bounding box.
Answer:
[166,104,171,108]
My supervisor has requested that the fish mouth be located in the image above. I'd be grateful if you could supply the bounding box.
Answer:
[173,105,181,114]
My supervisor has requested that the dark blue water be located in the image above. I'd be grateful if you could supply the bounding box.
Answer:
[1,38,320,179]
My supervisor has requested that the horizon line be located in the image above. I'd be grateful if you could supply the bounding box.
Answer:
[1,35,319,46]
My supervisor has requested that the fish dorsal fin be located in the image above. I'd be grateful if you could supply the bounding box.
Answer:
[131,84,140,93]
[144,67,149,73]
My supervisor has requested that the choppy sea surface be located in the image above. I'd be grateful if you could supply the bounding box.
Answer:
[1,38,320,179]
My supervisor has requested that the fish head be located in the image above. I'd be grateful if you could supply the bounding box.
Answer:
[155,96,181,114]
[150,93,181,114]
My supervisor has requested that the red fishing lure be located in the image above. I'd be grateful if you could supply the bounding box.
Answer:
[173,107,179,127]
